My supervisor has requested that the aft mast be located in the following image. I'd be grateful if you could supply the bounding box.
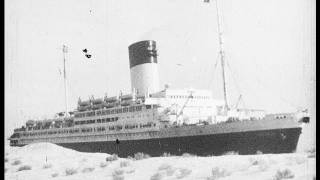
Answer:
[62,45,69,117]
[214,0,229,112]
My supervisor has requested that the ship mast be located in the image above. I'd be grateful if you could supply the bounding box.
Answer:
[214,0,229,112]
[62,45,69,117]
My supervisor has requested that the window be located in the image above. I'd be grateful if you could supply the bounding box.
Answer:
[97,127,105,131]
[129,107,134,112]
[102,110,107,115]
[146,105,151,109]
[86,111,94,117]
[136,106,142,111]
[125,124,137,129]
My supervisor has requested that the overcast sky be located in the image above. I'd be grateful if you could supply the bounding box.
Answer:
[5,0,315,138]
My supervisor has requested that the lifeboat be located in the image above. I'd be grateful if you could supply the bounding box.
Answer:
[26,120,35,126]
[104,96,118,102]
[121,100,132,106]
[79,100,91,106]
[120,94,133,101]
[92,98,103,105]
[78,105,91,111]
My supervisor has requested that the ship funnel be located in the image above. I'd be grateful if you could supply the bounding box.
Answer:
[128,40,159,96]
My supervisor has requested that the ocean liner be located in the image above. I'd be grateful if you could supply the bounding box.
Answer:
[8,1,309,157]
[9,40,309,157]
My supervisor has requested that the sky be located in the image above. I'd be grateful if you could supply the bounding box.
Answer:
[5,0,316,139]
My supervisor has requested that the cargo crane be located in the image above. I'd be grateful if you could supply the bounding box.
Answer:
[175,91,194,124]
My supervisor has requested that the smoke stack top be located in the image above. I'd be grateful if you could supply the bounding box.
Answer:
[128,40,159,95]
[128,40,157,68]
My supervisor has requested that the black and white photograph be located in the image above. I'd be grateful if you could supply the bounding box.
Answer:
[5,0,316,179]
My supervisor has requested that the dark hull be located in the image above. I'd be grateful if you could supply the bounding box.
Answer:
[55,127,301,157]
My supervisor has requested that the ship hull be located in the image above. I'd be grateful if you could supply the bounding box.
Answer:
[55,127,301,157]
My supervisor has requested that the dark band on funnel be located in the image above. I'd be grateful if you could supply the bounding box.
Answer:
[128,40,158,68]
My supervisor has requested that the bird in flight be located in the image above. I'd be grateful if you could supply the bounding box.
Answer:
[82,49,92,59]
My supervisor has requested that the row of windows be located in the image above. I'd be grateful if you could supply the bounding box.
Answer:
[125,124,138,129]
[276,115,287,119]
[97,117,118,123]
[169,95,209,99]
[75,114,153,126]
[22,123,156,137]
[74,117,119,125]
[21,132,160,142]
[75,105,146,118]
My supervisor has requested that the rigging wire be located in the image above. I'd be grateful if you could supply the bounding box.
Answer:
[207,52,220,91]
[224,57,246,109]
